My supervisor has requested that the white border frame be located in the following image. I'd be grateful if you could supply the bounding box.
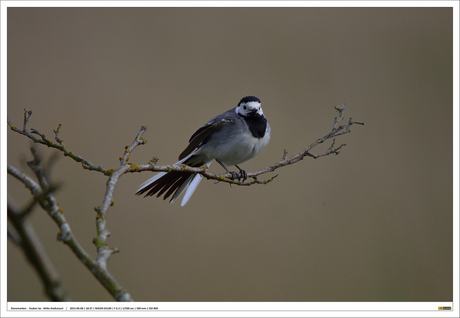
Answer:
[1,1,458,317]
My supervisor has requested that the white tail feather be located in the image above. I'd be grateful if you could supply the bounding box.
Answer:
[180,161,212,206]
[169,174,194,203]
[181,174,203,206]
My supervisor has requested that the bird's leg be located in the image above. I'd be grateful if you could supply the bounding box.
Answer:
[234,165,248,181]
[216,160,240,180]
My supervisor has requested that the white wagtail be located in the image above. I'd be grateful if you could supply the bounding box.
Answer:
[136,96,271,206]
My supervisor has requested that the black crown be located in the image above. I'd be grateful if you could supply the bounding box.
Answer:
[239,96,261,105]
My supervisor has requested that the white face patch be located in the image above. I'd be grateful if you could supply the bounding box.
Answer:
[236,101,264,117]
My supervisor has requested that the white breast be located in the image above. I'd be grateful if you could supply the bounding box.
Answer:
[214,123,271,166]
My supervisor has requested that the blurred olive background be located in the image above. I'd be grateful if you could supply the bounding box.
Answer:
[7,7,452,301]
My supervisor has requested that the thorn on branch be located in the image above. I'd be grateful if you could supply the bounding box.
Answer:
[350,118,364,126]
[306,151,318,159]
[282,149,288,161]
[149,156,159,165]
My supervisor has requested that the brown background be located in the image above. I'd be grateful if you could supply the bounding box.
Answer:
[7,7,453,301]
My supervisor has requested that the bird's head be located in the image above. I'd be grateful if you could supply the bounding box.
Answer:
[236,96,263,117]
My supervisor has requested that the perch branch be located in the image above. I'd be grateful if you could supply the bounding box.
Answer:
[8,104,363,186]
[129,103,364,184]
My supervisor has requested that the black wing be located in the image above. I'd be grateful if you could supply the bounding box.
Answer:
[178,117,236,160]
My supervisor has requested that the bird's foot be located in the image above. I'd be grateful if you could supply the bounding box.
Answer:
[228,171,240,180]
[235,165,248,181]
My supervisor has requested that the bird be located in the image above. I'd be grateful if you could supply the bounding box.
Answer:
[136,96,271,206]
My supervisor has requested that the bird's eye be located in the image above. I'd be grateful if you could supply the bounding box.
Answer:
[243,105,247,110]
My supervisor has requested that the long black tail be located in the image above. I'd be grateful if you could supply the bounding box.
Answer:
[136,170,194,202]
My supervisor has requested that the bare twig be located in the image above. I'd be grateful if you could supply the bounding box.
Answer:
[92,125,147,270]
[8,114,110,175]
[23,108,33,129]
[7,152,133,301]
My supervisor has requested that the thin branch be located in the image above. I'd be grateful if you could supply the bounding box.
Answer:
[23,108,33,129]
[7,222,22,246]
[8,197,71,301]
[93,126,147,269]
[8,112,110,175]
[7,111,146,301]
[19,183,61,219]
[7,157,133,301]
